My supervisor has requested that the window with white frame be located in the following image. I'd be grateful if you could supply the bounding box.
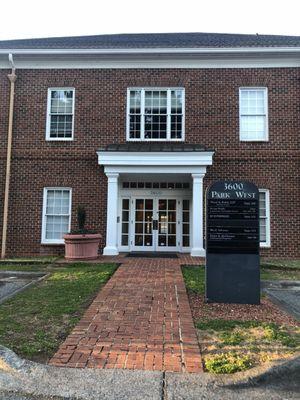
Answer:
[46,88,75,140]
[127,88,184,140]
[42,188,71,243]
[239,88,268,141]
[259,189,270,246]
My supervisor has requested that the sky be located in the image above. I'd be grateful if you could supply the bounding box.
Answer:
[0,0,300,41]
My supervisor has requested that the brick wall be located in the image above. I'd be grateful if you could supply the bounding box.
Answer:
[0,68,299,257]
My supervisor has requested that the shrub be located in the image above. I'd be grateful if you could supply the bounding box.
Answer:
[219,331,245,346]
[262,323,298,348]
[70,206,97,234]
[205,352,252,374]
[77,205,86,231]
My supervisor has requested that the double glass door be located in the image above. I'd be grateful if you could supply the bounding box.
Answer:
[132,198,178,251]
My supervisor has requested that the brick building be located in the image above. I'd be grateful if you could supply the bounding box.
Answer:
[0,32,299,258]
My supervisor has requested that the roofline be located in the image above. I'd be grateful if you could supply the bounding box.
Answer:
[1,47,300,55]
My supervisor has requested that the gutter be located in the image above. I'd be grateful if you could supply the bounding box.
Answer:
[1,54,17,259]
[1,46,300,56]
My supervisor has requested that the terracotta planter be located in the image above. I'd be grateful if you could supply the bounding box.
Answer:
[64,233,101,260]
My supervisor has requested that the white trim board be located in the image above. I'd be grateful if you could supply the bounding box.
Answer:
[2,56,300,69]
[97,151,214,168]
[2,46,300,55]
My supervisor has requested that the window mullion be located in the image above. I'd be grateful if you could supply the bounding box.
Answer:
[167,89,171,140]
[141,89,145,140]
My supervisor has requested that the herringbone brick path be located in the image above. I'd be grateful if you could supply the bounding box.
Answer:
[49,256,203,373]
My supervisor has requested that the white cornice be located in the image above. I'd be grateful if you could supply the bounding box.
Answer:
[1,47,300,55]
[97,151,214,167]
[1,57,300,69]
[1,47,300,69]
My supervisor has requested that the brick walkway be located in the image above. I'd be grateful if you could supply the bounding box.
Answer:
[49,256,203,373]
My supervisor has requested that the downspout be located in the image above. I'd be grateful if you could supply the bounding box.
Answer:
[1,54,17,259]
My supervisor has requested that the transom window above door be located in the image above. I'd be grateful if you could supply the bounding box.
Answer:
[127,88,185,141]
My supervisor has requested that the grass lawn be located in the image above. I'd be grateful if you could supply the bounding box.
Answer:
[182,263,300,295]
[261,259,300,270]
[261,268,300,281]
[182,265,300,373]
[0,262,117,363]
[197,319,299,373]
[0,263,56,271]
[0,256,60,264]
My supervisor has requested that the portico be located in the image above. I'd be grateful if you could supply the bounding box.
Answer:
[97,144,214,257]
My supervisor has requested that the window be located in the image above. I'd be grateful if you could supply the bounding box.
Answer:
[122,181,190,189]
[259,189,270,247]
[182,199,190,247]
[239,88,268,141]
[46,88,75,140]
[127,88,184,140]
[121,198,130,246]
[42,188,72,243]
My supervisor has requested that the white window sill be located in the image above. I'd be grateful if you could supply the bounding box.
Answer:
[41,240,65,245]
[239,138,269,142]
[46,138,74,142]
[260,242,271,248]
[127,138,185,142]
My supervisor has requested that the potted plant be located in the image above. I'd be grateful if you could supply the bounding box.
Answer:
[64,205,101,260]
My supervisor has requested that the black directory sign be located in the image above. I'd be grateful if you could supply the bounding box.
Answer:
[206,181,260,305]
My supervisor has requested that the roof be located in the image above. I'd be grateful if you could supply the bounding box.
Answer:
[99,143,212,152]
[1,32,300,50]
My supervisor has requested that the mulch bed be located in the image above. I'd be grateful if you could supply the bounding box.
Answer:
[189,292,299,327]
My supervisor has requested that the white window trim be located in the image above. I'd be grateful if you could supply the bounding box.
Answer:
[41,187,72,244]
[259,188,271,248]
[46,87,75,141]
[239,87,269,142]
[126,87,185,141]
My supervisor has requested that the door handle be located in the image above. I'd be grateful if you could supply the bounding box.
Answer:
[153,220,158,230]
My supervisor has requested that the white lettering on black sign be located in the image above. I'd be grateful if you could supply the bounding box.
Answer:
[205,180,261,305]
[207,181,259,254]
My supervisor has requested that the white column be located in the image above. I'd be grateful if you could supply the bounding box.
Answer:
[191,173,205,257]
[103,172,119,256]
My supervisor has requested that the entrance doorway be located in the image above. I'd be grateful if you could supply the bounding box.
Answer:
[120,196,191,252]
[133,197,177,251]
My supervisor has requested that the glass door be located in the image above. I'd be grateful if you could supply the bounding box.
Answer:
[131,197,180,252]
[132,198,155,251]
[157,199,178,250]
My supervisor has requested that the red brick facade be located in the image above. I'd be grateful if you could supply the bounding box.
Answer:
[0,68,299,258]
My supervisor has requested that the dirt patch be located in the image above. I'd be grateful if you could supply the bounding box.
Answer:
[189,292,299,326]
[187,291,299,373]
[197,322,299,373]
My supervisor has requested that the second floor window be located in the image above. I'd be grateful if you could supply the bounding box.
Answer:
[46,88,75,140]
[239,87,268,141]
[127,88,184,141]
